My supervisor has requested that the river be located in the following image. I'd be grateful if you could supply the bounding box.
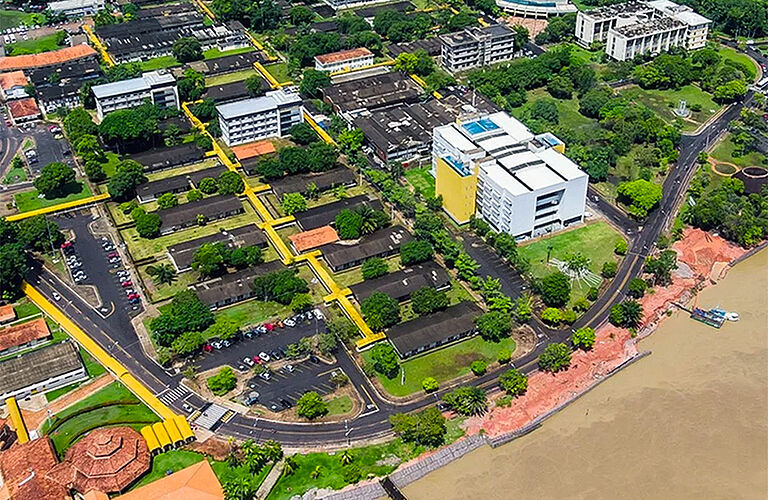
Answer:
[404,249,768,500]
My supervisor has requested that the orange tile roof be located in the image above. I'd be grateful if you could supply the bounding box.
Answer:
[230,140,276,161]
[0,44,96,71]
[0,304,15,323]
[0,71,28,90]
[0,317,49,352]
[47,427,150,494]
[0,438,69,500]
[114,460,223,500]
[8,97,40,119]
[315,47,373,65]
[289,225,339,253]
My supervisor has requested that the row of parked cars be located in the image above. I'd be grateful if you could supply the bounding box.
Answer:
[101,237,141,307]
[61,241,87,284]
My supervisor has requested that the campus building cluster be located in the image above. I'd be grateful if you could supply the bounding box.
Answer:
[92,70,180,120]
[216,87,304,146]
[575,0,711,60]
[439,24,516,74]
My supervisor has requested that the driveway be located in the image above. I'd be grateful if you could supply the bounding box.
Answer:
[25,122,74,175]
[461,233,526,299]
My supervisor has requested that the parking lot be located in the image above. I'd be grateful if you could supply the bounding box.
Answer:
[242,357,342,412]
[22,122,73,175]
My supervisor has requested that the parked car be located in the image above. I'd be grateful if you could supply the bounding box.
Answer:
[182,403,193,412]
[107,252,119,259]
[211,340,223,350]
[253,356,263,365]
[243,357,255,367]
[259,371,271,381]
[269,350,282,360]
[121,281,132,288]
[202,343,213,352]
[258,352,270,362]
[127,293,140,300]
[285,364,295,373]
[284,318,296,327]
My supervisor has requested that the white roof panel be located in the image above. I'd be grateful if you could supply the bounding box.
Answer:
[515,163,563,191]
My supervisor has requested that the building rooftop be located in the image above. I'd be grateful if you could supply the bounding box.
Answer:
[192,262,283,306]
[48,0,102,11]
[27,59,101,86]
[321,225,412,270]
[270,167,356,201]
[230,140,276,161]
[8,98,40,119]
[216,88,301,120]
[648,0,710,25]
[0,304,15,323]
[353,1,411,18]
[289,226,340,253]
[322,71,422,115]
[349,261,451,303]
[612,14,683,37]
[188,165,226,186]
[0,437,68,500]
[167,224,267,271]
[294,195,383,231]
[204,80,251,103]
[137,174,190,198]
[388,301,482,356]
[160,194,243,230]
[204,51,261,75]
[114,460,223,500]
[388,38,442,57]
[581,0,650,20]
[315,47,373,65]
[130,143,205,171]
[0,317,50,352]
[92,70,174,99]
[47,427,151,494]
[0,71,28,90]
[0,44,96,71]
[0,341,83,398]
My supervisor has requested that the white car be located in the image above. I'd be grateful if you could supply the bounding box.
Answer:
[243,357,255,367]
[258,351,270,362]
[52,291,61,301]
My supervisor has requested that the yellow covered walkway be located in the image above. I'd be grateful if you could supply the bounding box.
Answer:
[6,193,111,221]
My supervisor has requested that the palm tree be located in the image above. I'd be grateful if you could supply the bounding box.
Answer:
[620,300,643,328]
[283,455,298,476]
[310,465,322,479]
[263,439,283,462]
[356,206,378,235]
[244,445,267,474]
[146,263,177,286]
[339,450,353,466]
[223,477,252,500]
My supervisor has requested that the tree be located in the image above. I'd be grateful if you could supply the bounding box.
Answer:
[156,192,178,209]
[361,258,388,280]
[107,160,146,201]
[250,0,281,31]
[150,290,214,346]
[252,269,308,304]
[146,263,177,286]
[245,74,265,97]
[410,287,448,315]
[538,342,571,373]
[204,317,239,341]
[602,260,618,278]
[207,366,236,396]
[335,208,364,239]
[338,128,364,155]
[187,189,203,202]
[422,377,438,393]
[400,239,433,266]
[370,342,399,378]
[470,360,487,376]
[318,332,338,356]
[84,161,106,182]
[135,213,161,238]
[281,192,307,215]
[443,386,488,416]
[296,391,328,419]
[571,327,596,350]
[198,177,218,194]
[75,134,105,163]
[192,242,227,277]
[299,69,332,98]
[63,107,97,143]
[178,68,205,101]
[289,123,317,145]
[565,252,590,274]
[540,271,571,307]
[529,99,559,124]
[617,179,663,218]
[610,299,643,328]
[389,407,446,447]
[290,292,313,313]
[512,24,529,50]
[34,162,75,198]
[579,85,613,118]
[99,104,160,147]
[714,79,747,103]
[455,252,479,280]
[306,142,338,172]
[223,476,253,500]
[172,331,205,356]
[547,75,574,99]
[16,216,63,251]
[500,368,528,396]
[628,277,647,298]
[0,244,26,299]
[361,292,400,331]
[475,311,511,342]
[217,171,244,195]
[541,307,562,325]
[172,36,203,62]
[615,239,628,255]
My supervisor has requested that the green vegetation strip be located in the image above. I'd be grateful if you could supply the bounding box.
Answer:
[14,182,93,212]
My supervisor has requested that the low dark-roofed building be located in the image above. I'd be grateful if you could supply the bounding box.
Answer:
[354,1,412,18]
[189,164,226,185]
[205,80,251,103]
[27,58,102,85]
[137,174,191,203]
[192,262,284,308]
[130,143,206,172]
[205,51,262,75]
[36,80,83,113]
[0,341,87,400]
[311,20,339,33]
[295,194,383,231]
[350,261,450,303]
[388,301,482,358]
[167,224,267,271]
[159,194,244,234]
[271,167,356,201]
[159,115,192,134]
[321,225,412,271]
[322,71,421,120]
[311,4,335,17]
[388,38,442,57]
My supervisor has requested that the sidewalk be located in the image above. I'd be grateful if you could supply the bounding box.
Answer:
[21,373,114,430]
[255,459,284,499]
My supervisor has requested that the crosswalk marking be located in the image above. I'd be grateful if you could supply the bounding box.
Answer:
[158,386,189,405]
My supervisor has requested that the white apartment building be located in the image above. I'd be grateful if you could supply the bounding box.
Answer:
[575,0,710,60]
[433,112,588,239]
[47,0,105,18]
[92,70,179,120]
[440,24,516,74]
[217,87,303,146]
[314,47,374,73]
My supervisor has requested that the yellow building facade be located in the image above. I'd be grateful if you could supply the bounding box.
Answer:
[434,156,478,225]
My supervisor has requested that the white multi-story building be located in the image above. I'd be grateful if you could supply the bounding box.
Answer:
[92,70,179,120]
[440,24,516,74]
[495,0,576,18]
[314,47,374,73]
[433,112,588,239]
[575,0,710,60]
[217,88,303,146]
[47,0,105,18]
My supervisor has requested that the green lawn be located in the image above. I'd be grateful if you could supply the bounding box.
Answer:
[14,182,93,212]
[325,395,353,416]
[138,261,201,303]
[510,88,600,136]
[130,450,204,489]
[45,382,82,402]
[331,255,402,288]
[81,348,107,378]
[213,299,291,332]
[206,69,259,86]
[0,10,37,30]
[620,84,720,132]
[363,335,516,397]
[264,62,291,83]
[305,185,371,210]
[404,166,435,199]
[204,46,255,60]
[102,152,121,178]
[718,45,758,82]
[13,298,41,319]
[710,133,767,168]
[2,165,27,184]
[140,55,181,71]
[120,202,256,260]
[6,31,65,55]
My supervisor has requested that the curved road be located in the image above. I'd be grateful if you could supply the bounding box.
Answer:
[26,91,754,447]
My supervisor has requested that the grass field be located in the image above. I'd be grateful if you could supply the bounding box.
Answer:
[129,450,203,489]
[510,88,600,136]
[14,182,93,212]
[404,166,435,199]
[264,62,291,83]
[213,299,292,332]
[6,31,65,55]
[120,202,256,260]
[331,255,401,289]
[718,45,758,81]
[101,152,121,178]
[0,10,36,30]
[204,46,255,60]
[710,133,767,168]
[140,55,180,71]
[325,395,353,416]
[13,298,40,319]
[206,68,259,86]
[620,84,720,132]
[2,165,27,184]
[363,335,516,397]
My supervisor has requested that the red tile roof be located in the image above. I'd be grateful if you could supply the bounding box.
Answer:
[0,438,69,500]
[0,317,50,352]
[315,47,373,65]
[230,140,276,161]
[0,44,97,71]
[0,304,15,323]
[115,461,223,500]
[289,225,339,253]
[0,71,28,90]
[47,427,151,494]
[8,97,40,119]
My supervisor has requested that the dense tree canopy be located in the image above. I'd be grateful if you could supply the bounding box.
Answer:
[539,271,571,307]
[361,292,400,331]
[150,290,214,346]
[34,162,75,199]
[251,269,308,304]
[474,310,512,342]
[538,342,572,372]
[617,179,663,218]
[370,342,400,378]
[390,407,447,447]
[172,36,202,62]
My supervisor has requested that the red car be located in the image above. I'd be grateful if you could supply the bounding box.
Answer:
[108,252,119,259]
[127,292,140,300]
[60,241,73,250]
[203,343,213,352]
[121,281,132,287]
[252,356,263,364]
[5,120,11,127]
[264,323,274,332]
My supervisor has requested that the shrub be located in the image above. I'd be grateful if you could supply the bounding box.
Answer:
[573,297,590,312]
[571,327,596,350]
[601,260,618,278]
[540,271,570,307]
[614,239,628,255]
[499,368,528,396]
[296,391,328,420]
[470,360,487,376]
[361,257,388,280]
[207,367,236,396]
[538,343,571,373]
[587,286,599,301]
[541,307,562,325]
[628,278,647,298]
[497,348,512,364]
[422,377,439,393]
[561,309,577,324]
